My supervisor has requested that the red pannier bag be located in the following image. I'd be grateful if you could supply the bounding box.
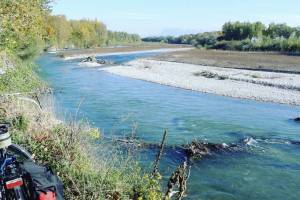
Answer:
[38,191,56,200]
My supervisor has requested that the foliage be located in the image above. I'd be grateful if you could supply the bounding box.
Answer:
[45,15,73,48]
[143,21,300,53]
[0,0,141,57]
[264,23,296,39]
[107,31,141,46]
[45,17,141,49]
[0,59,44,93]
[222,21,265,40]
[68,19,107,48]
[0,0,51,59]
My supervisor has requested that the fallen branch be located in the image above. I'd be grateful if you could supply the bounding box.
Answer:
[165,160,191,200]
[152,130,167,177]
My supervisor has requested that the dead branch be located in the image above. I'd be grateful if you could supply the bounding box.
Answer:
[165,160,191,200]
[152,130,167,177]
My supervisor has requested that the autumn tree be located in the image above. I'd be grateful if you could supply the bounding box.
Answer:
[0,0,51,59]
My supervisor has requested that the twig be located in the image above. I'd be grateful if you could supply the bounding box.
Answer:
[75,97,85,121]
[33,93,43,109]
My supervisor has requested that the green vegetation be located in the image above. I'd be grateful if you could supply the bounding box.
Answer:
[0,0,51,59]
[0,1,140,59]
[0,1,161,199]
[0,59,44,93]
[45,15,141,49]
[142,21,300,53]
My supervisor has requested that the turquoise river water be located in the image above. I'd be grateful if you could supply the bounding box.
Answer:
[37,53,300,200]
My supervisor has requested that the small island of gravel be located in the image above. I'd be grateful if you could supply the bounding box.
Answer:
[102,57,300,105]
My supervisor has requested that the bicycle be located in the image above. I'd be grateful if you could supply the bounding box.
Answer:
[0,124,33,200]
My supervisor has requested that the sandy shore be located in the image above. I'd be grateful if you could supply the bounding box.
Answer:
[102,59,300,105]
[64,48,193,60]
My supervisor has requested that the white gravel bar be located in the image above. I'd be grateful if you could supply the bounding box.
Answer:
[102,59,300,105]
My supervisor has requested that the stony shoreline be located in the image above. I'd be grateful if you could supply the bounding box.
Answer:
[102,59,300,105]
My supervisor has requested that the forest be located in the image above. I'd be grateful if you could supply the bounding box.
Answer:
[0,0,141,60]
[45,15,141,50]
[142,22,300,52]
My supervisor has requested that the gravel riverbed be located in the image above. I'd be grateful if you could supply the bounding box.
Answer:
[102,59,300,105]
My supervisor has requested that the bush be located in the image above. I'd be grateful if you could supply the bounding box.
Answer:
[0,59,44,93]
[212,40,243,51]
[282,38,300,52]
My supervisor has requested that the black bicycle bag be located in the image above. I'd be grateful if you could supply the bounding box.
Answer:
[20,161,64,200]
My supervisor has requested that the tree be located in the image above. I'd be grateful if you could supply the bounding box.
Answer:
[264,23,296,39]
[51,15,72,48]
[0,0,52,59]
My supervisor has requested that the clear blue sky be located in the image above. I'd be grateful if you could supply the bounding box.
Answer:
[52,0,300,37]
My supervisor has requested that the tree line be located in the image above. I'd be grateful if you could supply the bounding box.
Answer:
[45,15,141,50]
[143,22,300,53]
[0,0,141,60]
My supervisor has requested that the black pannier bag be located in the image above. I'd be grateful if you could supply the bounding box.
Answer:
[20,161,64,200]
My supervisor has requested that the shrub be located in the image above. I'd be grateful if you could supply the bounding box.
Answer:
[0,60,44,93]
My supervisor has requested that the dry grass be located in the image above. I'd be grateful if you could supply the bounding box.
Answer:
[155,49,300,73]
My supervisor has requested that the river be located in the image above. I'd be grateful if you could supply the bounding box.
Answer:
[37,53,300,200]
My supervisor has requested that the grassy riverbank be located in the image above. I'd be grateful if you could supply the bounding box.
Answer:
[0,53,162,199]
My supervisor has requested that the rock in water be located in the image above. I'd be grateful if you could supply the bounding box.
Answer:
[82,56,96,63]
[97,59,105,64]
[294,117,300,122]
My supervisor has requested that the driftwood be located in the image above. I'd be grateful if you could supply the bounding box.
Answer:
[183,140,240,159]
[165,160,191,200]
[110,134,250,200]
[152,130,167,177]
[114,138,143,147]
[112,137,243,161]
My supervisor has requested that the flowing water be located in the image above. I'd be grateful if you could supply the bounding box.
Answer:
[37,53,300,200]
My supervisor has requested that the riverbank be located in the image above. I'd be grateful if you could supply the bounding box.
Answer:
[102,58,300,105]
